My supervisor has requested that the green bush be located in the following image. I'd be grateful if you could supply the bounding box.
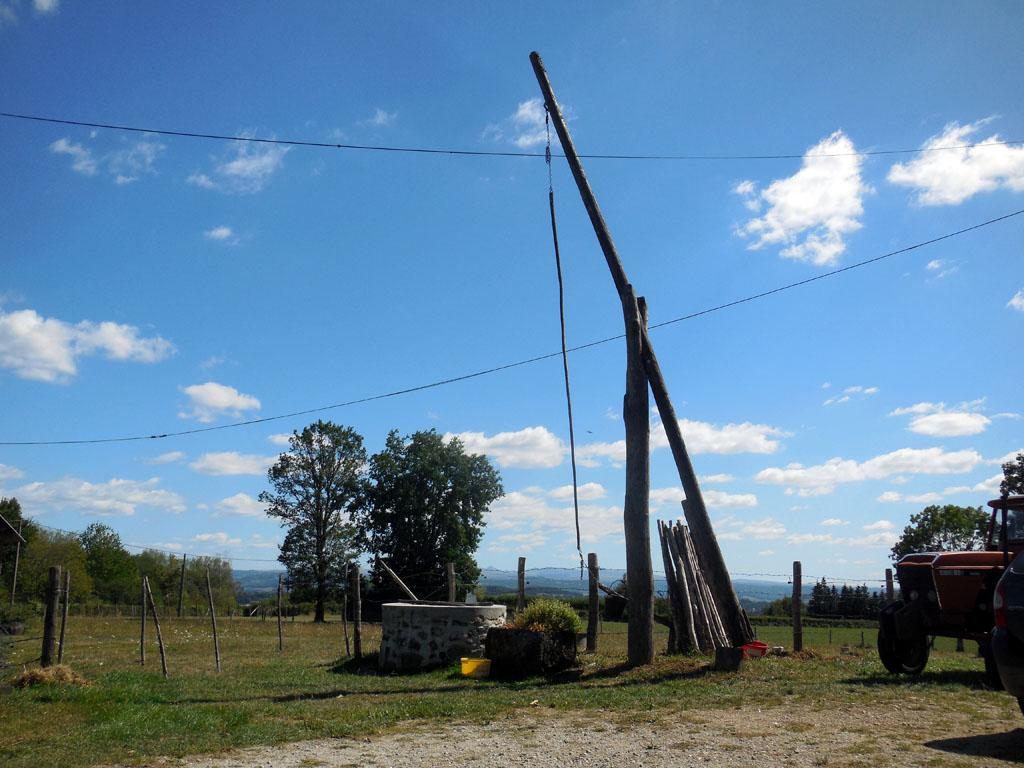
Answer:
[512,597,582,634]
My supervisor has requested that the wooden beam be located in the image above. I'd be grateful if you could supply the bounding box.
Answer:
[377,556,418,601]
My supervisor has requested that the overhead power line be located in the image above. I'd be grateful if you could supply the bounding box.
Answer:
[2,110,1022,161]
[2,207,1021,448]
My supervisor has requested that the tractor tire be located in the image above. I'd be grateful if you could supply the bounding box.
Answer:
[981,641,1004,691]
[877,615,929,675]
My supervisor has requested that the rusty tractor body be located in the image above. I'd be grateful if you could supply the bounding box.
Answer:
[878,496,1024,682]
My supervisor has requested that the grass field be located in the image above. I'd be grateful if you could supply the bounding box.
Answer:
[0,614,1018,767]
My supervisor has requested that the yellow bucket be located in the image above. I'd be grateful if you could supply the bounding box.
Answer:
[460,657,491,678]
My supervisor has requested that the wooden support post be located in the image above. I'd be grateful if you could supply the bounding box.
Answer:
[342,592,350,657]
[642,327,751,647]
[9,520,22,606]
[350,564,362,660]
[140,578,146,666]
[377,556,418,600]
[587,552,599,652]
[447,562,456,603]
[792,561,803,652]
[57,568,70,664]
[41,565,60,667]
[144,576,168,678]
[885,568,895,602]
[177,554,186,619]
[664,521,698,652]
[517,557,526,612]
[277,575,284,652]
[205,569,221,673]
[531,51,654,664]
[673,523,712,651]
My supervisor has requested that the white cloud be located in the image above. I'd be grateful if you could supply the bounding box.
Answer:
[701,473,735,484]
[487,489,622,546]
[482,98,559,150]
[1008,290,1024,312]
[204,226,235,242]
[548,482,606,502]
[576,439,625,468]
[0,307,174,383]
[365,108,397,127]
[715,514,785,540]
[189,452,274,476]
[193,532,242,547]
[188,136,289,194]
[824,385,879,405]
[178,381,261,423]
[734,130,870,266]
[887,119,1024,205]
[883,472,1006,503]
[889,399,991,437]
[650,486,758,509]
[49,138,96,175]
[863,519,894,531]
[820,518,848,526]
[34,0,59,13]
[756,446,983,496]
[787,530,897,548]
[10,476,185,516]
[486,531,549,553]
[0,463,25,481]
[215,492,266,518]
[145,451,185,465]
[926,259,959,279]
[446,426,565,469]
[267,433,292,446]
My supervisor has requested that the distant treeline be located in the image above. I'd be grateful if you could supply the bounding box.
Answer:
[760,578,886,620]
[1,498,235,616]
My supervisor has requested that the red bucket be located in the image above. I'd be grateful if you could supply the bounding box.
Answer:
[741,641,769,659]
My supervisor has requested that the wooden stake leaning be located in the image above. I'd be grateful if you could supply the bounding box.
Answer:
[277,575,284,652]
[205,568,221,673]
[140,577,146,666]
[673,523,712,651]
[144,576,169,678]
[377,556,418,600]
[57,568,71,664]
[350,564,362,661]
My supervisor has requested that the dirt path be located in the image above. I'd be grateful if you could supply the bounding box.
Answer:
[174,698,1024,768]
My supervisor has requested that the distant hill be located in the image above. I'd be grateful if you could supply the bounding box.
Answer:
[233,569,284,602]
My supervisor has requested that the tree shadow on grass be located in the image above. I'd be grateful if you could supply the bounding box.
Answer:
[924,729,1024,763]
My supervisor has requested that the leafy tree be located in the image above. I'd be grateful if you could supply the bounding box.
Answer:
[19,528,92,602]
[260,421,365,622]
[355,429,503,600]
[1001,452,1024,497]
[890,504,990,562]
[80,523,137,603]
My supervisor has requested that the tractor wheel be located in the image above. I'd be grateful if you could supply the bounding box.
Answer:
[981,641,1004,691]
[877,616,929,675]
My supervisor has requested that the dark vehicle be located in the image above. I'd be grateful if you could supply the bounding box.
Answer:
[878,496,1024,683]
[992,549,1024,715]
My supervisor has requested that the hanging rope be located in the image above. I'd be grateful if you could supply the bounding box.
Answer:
[545,108,585,573]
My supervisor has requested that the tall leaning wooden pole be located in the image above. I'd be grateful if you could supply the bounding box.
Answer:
[531,51,654,665]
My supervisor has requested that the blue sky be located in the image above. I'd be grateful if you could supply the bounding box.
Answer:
[1,1,1022,583]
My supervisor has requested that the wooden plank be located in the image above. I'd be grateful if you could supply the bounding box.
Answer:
[377,556,418,601]
[664,521,698,652]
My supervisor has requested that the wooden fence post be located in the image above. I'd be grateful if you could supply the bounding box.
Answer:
[792,561,803,652]
[57,568,71,664]
[277,575,284,652]
[41,565,60,667]
[144,576,168,678]
[205,569,221,673]
[885,568,895,602]
[447,562,456,603]
[139,577,146,666]
[177,554,186,619]
[587,552,599,652]
[517,557,526,612]
[9,520,22,606]
[350,564,362,660]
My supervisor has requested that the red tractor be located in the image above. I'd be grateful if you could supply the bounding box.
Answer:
[879,495,1024,684]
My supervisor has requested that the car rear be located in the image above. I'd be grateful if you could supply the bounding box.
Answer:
[991,550,1024,705]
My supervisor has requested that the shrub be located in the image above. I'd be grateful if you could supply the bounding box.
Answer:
[512,597,582,634]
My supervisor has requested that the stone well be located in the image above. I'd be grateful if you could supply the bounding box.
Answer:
[379,601,506,673]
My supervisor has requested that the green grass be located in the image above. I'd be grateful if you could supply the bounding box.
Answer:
[0,614,1015,767]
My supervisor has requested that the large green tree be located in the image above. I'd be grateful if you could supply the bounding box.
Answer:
[260,421,365,622]
[80,523,137,604]
[355,429,503,600]
[890,504,990,562]
[1001,451,1024,497]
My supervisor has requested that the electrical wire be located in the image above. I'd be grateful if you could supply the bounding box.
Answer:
[2,206,1021,447]
[2,110,1021,161]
